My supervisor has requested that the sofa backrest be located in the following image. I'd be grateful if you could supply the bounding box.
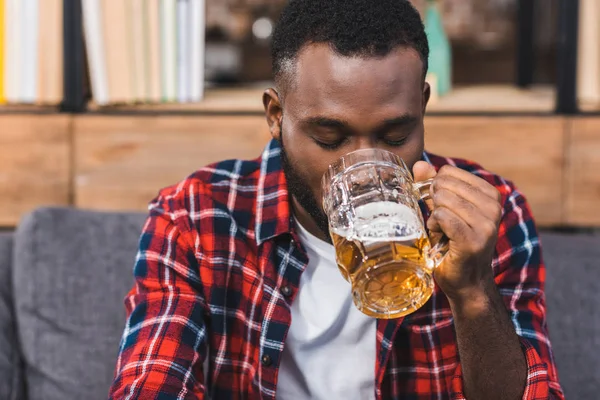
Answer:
[12,208,146,400]
[0,231,24,400]
[543,232,600,399]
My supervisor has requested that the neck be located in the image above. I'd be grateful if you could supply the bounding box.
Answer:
[291,197,331,243]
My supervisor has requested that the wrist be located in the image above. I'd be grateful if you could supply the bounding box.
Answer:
[447,279,498,318]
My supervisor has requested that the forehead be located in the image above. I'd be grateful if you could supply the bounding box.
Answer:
[284,43,424,119]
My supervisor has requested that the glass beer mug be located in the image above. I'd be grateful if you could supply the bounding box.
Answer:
[322,149,449,319]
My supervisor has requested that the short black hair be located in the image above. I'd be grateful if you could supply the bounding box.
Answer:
[271,0,429,89]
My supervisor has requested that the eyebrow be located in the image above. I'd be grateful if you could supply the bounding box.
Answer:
[378,115,419,130]
[303,114,419,133]
[304,116,349,129]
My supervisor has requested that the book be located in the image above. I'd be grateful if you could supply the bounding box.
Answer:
[131,0,148,102]
[177,0,189,102]
[189,0,205,102]
[578,0,600,105]
[21,0,39,103]
[161,0,177,102]
[37,0,63,104]
[0,0,4,104]
[5,0,21,103]
[82,0,109,105]
[103,0,133,104]
[147,0,162,103]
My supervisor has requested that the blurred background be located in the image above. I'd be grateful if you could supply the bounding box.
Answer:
[0,2,599,400]
[0,0,598,230]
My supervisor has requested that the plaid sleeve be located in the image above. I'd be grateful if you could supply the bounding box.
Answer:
[108,197,208,399]
[450,184,565,400]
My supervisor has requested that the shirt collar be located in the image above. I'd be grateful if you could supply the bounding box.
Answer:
[254,140,432,246]
[255,139,294,246]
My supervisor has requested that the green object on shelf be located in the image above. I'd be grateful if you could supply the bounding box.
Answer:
[424,0,452,97]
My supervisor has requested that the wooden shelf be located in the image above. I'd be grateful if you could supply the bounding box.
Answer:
[0,85,557,115]
[83,84,556,115]
[87,86,267,114]
[0,104,60,114]
[427,85,555,114]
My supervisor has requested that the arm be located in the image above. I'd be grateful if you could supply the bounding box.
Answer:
[448,188,563,399]
[415,163,564,400]
[109,200,208,399]
[448,279,527,400]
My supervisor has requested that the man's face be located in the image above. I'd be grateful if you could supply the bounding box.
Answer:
[266,43,429,237]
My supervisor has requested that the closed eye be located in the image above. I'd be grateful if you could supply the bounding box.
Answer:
[313,137,348,150]
[382,136,409,147]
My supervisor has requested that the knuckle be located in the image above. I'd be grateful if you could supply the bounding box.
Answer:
[433,206,450,223]
[466,182,480,196]
[483,220,498,238]
[492,203,503,221]
[432,175,446,192]
[494,187,502,202]
[439,165,454,175]
[433,187,449,202]
[449,212,465,232]
[459,195,475,211]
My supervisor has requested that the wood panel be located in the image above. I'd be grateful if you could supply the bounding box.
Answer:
[0,115,71,226]
[565,118,600,225]
[74,115,271,211]
[424,117,566,226]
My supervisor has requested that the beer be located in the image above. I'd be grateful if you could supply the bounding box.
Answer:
[323,148,449,318]
[330,201,435,319]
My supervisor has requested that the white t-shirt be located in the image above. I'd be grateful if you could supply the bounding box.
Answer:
[276,218,377,400]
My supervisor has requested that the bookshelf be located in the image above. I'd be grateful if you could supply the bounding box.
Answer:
[1,0,599,228]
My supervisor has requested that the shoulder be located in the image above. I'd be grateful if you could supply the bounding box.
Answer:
[147,157,263,232]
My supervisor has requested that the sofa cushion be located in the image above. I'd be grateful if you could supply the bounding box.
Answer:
[542,232,600,400]
[0,231,24,400]
[12,208,146,400]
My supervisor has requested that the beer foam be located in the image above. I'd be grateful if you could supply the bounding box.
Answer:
[344,201,422,241]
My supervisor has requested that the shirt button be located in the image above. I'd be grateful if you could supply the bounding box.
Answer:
[281,285,293,297]
[261,354,272,367]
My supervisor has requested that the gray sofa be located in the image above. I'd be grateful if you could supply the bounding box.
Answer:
[0,207,598,399]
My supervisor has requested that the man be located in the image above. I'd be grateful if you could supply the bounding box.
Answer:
[109,1,564,399]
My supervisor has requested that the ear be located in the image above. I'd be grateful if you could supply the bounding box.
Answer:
[421,82,431,116]
[263,88,283,141]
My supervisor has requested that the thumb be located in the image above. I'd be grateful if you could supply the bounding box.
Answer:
[412,160,437,182]
[412,161,437,211]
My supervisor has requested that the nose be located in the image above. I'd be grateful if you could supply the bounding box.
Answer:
[351,136,379,152]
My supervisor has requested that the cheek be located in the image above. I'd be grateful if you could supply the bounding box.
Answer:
[283,125,340,199]
[299,153,330,199]
[396,130,425,169]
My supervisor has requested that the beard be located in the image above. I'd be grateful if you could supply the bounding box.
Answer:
[279,136,332,242]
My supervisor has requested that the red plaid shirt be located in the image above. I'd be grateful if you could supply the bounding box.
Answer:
[109,139,564,399]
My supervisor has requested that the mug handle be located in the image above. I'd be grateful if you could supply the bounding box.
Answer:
[413,178,450,269]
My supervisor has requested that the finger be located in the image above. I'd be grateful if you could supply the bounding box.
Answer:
[432,187,500,232]
[437,165,501,202]
[433,175,503,224]
[426,206,474,244]
[412,161,436,211]
[413,161,437,181]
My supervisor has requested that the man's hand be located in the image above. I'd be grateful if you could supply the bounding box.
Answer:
[413,161,528,400]
[413,161,502,302]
